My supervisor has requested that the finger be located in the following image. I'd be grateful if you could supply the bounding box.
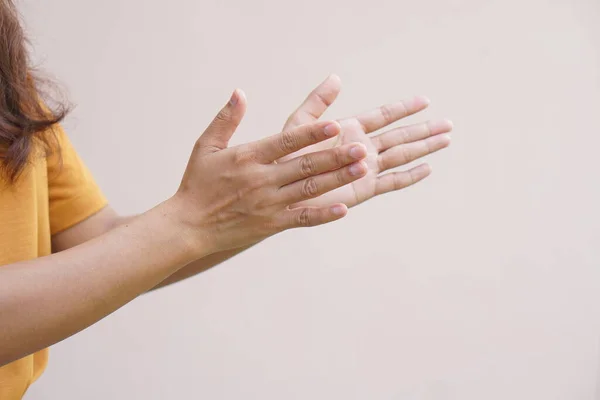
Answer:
[275,142,367,184]
[197,89,247,152]
[253,121,341,163]
[283,74,341,130]
[373,119,453,152]
[377,134,451,172]
[375,163,432,195]
[278,203,348,229]
[351,95,430,134]
[278,160,368,203]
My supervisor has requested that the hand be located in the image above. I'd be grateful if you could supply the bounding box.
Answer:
[171,89,369,256]
[280,75,453,208]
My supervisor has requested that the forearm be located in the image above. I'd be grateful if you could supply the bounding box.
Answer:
[152,246,250,289]
[0,201,199,366]
[53,211,255,291]
[113,215,254,290]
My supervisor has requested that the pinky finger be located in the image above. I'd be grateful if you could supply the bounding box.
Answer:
[375,163,432,196]
[282,203,348,229]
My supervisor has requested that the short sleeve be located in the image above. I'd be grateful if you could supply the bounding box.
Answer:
[47,126,108,235]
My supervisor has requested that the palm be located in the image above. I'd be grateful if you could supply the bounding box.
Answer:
[280,75,452,209]
[294,118,380,208]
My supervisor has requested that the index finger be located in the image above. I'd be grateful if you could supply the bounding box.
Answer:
[252,121,341,163]
[283,74,341,130]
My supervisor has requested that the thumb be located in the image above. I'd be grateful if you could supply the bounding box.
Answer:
[197,89,247,152]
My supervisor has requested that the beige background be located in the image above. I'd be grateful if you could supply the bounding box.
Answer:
[20,0,600,398]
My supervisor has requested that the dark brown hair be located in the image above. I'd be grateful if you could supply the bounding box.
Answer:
[0,0,68,183]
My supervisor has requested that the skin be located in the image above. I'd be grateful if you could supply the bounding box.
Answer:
[0,76,452,366]
[54,75,453,289]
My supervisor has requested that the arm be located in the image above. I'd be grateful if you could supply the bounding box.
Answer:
[52,77,347,290]
[52,208,252,291]
[1,201,197,366]
[1,89,369,366]
[52,76,453,290]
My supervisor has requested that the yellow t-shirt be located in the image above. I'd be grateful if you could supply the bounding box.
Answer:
[0,125,107,399]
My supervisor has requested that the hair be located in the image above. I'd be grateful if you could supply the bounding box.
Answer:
[0,0,68,183]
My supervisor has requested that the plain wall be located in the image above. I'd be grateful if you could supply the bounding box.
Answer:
[20,0,600,398]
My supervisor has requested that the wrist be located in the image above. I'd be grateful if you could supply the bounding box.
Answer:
[160,195,214,261]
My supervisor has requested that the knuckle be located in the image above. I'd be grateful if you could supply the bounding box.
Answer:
[234,148,258,164]
[393,173,403,190]
[307,126,320,143]
[260,170,277,187]
[297,208,312,227]
[286,114,302,129]
[401,147,413,163]
[315,90,333,107]
[408,170,417,185]
[279,131,298,153]
[333,147,346,167]
[336,169,348,186]
[214,109,232,124]
[299,155,318,177]
[193,139,204,152]
[380,104,394,125]
[264,219,282,234]
[259,169,275,186]
[399,100,409,117]
[301,178,319,198]
[246,174,266,190]
[424,121,433,137]
[243,166,272,189]
[252,194,272,210]
[268,217,282,232]
[401,128,411,143]
[395,172,412,189]
[377,156,387,172]
[194,139,219,154]
[424,137,433,153]
[393,174,400,190]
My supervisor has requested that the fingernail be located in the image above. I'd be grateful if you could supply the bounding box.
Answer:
[349,145,366,159]
[349,161,366,176]
[229,90,238,106]
[324,123,339,137]
[327,73,340,83]
[418,95,431,106]
[331,205,346,216]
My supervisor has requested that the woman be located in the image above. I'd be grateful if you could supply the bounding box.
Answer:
[0,0,452,398]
